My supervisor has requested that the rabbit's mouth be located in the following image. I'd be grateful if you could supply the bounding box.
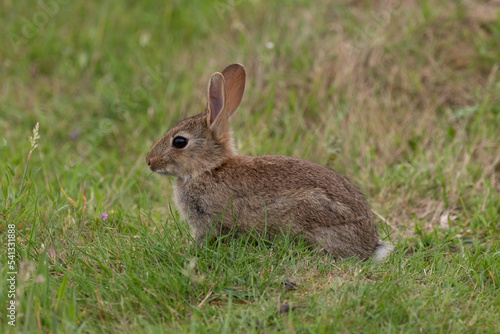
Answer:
[155,169,172,176]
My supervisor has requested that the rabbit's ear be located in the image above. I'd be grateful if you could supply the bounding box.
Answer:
[221,64,246,117]
[207,72,227,126]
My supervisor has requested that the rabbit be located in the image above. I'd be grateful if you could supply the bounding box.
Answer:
[146,64,393,261]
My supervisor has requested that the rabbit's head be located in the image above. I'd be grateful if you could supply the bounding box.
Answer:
[146,64,246,179]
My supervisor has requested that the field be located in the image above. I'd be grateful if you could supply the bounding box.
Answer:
[1,0,499,333]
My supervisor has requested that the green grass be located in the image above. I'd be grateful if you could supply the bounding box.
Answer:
[1,0,499,333]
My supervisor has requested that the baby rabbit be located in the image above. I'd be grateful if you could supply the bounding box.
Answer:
[146,64,392,260]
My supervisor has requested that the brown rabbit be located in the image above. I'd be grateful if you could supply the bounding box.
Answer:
[146,64,392,260]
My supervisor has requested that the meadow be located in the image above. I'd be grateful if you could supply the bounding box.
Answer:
[1,0,499,333]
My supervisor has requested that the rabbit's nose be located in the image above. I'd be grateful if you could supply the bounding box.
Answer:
[146,154,160,171]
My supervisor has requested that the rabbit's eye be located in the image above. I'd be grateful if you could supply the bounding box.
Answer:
[172,136,188,149]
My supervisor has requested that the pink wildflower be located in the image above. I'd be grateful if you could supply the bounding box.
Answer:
[101,212,108,221]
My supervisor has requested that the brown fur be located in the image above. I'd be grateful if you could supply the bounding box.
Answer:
[146,64,391,260]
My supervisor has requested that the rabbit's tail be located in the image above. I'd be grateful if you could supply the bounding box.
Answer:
[372,240,394,262]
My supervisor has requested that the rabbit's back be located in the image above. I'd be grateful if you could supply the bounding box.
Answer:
[175,155,379,258]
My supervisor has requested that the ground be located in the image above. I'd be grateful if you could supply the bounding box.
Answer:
[1,0,499,333]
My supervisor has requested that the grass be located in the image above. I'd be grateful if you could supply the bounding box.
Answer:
[1,0,499,332]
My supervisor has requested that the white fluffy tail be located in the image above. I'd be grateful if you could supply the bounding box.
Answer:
[372,241,394,262]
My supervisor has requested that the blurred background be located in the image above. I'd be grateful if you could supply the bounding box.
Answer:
[1,0,499,332]
[1,0,499,236]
